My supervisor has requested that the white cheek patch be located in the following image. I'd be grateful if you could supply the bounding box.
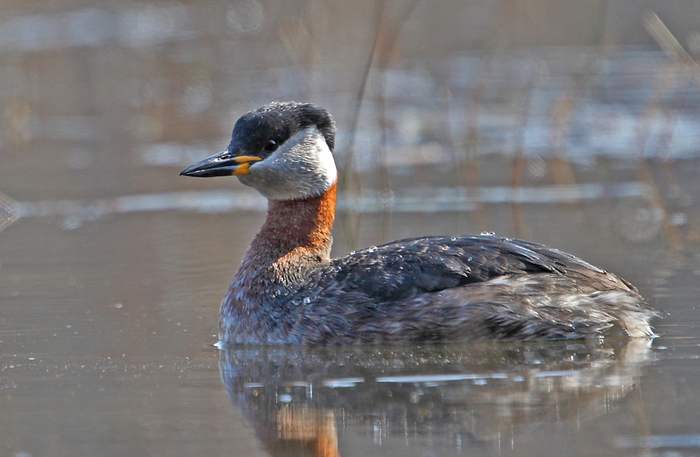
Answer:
[238,127,337,200]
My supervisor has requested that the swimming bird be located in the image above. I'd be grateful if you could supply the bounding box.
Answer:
[181,101,658,345]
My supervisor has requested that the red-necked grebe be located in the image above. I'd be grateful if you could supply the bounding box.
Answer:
[181,101,658,344]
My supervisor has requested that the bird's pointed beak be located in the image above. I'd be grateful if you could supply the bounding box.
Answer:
[180,151,262,178]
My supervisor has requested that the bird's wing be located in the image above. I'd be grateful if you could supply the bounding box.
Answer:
[283,235,648,343]
[306,235,624,304]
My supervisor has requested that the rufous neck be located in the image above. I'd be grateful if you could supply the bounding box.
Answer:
[252,183,337,262]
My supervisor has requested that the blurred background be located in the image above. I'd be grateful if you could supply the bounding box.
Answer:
[1,1,700,456]
[2,1,700,249]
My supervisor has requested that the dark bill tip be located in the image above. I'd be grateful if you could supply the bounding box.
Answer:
[180,151,237,178]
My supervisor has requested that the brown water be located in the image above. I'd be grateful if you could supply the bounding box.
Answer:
[2,1,700,456]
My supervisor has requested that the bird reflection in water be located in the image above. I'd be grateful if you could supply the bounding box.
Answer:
[218,339,655,456]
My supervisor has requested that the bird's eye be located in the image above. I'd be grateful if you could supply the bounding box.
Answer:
[264,139,278,152]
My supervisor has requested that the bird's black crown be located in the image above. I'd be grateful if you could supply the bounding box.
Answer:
[228,101,336,159]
